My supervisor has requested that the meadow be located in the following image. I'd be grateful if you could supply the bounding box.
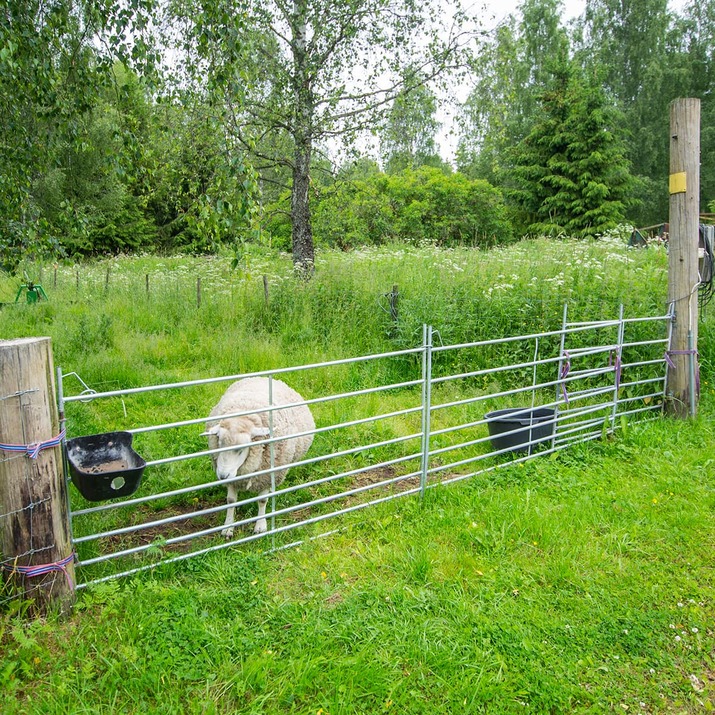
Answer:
[1,235,714,713]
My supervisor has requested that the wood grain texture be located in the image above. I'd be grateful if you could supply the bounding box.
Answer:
[667,98,701,417]
[0,337,75,613]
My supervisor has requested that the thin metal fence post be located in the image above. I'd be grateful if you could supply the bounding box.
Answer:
[528,338,539,453]
[57,366,75,546]
[553,304,568,449]
[420,325,433,498]
[269,375,276,544]
[663,301,676,399]
[688,329,697,417]
[611,304,625,430]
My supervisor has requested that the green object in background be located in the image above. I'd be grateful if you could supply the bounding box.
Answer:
[15,282,49,304]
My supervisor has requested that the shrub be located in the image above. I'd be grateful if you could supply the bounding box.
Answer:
[265,167,514,250]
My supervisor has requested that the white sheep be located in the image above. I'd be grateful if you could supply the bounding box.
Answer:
[202,377,315,537]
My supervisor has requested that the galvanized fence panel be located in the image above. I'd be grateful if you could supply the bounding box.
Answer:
[59,307,673,588]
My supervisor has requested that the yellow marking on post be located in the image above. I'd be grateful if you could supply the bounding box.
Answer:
[669,172,687,194]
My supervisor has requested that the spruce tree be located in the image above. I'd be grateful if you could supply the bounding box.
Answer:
[510,57,635,237]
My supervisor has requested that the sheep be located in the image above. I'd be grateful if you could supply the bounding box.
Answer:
[202,377,315,537]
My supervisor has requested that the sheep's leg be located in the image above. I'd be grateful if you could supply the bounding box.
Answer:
[254,489,270,535]
[222,482,238,539]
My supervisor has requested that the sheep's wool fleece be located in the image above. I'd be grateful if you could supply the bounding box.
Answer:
[207,377,315,493]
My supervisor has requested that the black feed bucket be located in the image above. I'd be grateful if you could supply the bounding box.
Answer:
[65,431,146,501]
[485,407,557,455]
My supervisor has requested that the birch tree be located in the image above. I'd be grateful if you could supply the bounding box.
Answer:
[172,0,472,273]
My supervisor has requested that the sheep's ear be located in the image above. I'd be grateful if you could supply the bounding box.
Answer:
[250,426,270,440]
[201,424,221,437]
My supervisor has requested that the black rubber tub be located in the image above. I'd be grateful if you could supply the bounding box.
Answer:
[65,431,146,501]
[485,407,557,455]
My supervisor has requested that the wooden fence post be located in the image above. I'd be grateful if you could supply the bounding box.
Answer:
[0,338,75,614]
[666,98,701,417]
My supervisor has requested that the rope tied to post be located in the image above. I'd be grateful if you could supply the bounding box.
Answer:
[609,349,623,391]
[0,427,66,459]
[559,351,571,404]
[665,349,701,396]
[1,552,76,589]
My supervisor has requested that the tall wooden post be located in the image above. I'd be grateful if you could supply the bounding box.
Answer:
[0,338,75,614]
[666,98,701,417]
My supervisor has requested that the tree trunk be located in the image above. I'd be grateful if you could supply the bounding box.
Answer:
[291,0,315,277]
[292,137,314,275]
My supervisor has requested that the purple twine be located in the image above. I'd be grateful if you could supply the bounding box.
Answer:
[609,350,623,391]
[665,349,700,396]
[559,351,571,404]
[0,427,66,459]
[2,552,75,589]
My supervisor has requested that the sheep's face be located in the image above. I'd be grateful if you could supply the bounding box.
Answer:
[203,421,270,481]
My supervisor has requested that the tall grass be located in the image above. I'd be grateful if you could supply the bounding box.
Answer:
[0,235,674,384]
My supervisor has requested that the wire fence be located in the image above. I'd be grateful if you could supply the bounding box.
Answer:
[48,304,674,589]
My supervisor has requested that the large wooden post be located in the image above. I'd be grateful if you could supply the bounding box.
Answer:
[0,338,75,614]
[666,98,701,417]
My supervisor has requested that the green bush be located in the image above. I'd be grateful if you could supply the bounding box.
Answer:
[266,167,514,250]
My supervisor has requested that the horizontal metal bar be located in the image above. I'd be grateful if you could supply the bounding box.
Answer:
[75,450,423,545]
[555,401,612,421]
[621,358,667,370]
[557,385,615,402]
[616,406,663,420]
[78,465,426,567]
[621,338,669,349]
[431,321,621,353]
[567,314,669,327]
[127,380,423,436]
[612,379,665,393]
[617,392,663,415]
[431,344,617,386]
[142,402,422,468]
[63,346,424,403]
[620,314,671,324]
[431,367,613,413]
[71,431,422,517]
[554,428,605,447]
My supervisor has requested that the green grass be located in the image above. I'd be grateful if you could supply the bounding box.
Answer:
[1,236,714,713]
[1,397,714,713]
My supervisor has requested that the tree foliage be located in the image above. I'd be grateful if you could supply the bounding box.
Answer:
[457,0,568,184]
[380,75,445,174]
[0,0,157,272]
[510,58,636,237]
[266,166,513,249]
[460,0,715,229]
[170,0,474,272]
